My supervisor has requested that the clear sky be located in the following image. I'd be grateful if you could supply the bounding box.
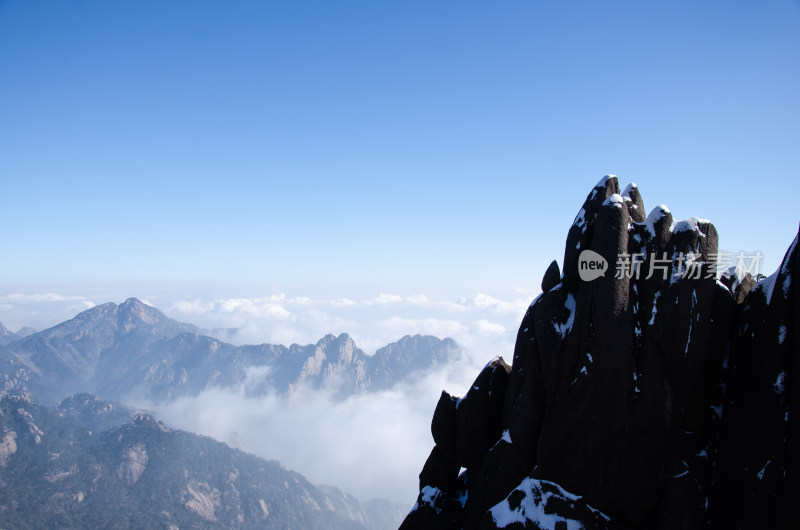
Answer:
[1,0,799,310]
[1,0,799,504]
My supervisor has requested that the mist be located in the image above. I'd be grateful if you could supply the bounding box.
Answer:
[144,345,492,504]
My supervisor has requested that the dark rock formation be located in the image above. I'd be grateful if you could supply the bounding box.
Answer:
[541,261,561,293]
[401,176,799,529]
[709,233,799,527]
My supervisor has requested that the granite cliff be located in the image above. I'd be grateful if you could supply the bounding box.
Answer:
[401,176,798,529]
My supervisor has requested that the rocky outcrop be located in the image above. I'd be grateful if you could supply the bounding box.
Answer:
[709,231,799,527]
[0,394,404,529]
[401,176,798,528]
[117,442,148,486]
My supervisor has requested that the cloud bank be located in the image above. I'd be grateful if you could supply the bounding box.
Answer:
[146,368,469,504]
[164,290,534,357]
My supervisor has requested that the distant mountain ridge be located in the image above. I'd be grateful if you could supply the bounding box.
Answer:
[0,298,459,405]
[0,322,35,346]
[0,322,16,345]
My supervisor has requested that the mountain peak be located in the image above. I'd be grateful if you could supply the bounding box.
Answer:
[316,333,354,347]
[6,297,201,404]
[118,297,156,323]
[121,296,145,307]
[0,322,17,346]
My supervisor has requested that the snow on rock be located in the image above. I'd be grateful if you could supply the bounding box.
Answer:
[756,460,771,481]
[752,235,797,306]
[602,193,625,209]
[721,264,748,291]
[573,208,588,230]
[553,294,576,339]
[420,486,444,513]
[594,174,614,190]
[673,216,712,234]
[719,263,757,304]
[488,477,610,530]
[400,177,800,529]
[756,271,780,306]
[701,226,797,527]
[773,371,786,396]
[643,204,671,238]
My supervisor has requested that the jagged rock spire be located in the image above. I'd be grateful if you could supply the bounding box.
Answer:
[400,177,799,529]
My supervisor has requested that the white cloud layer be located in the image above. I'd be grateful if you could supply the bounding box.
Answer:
[0,293,97,332]
[143,346,488,505]
[162,290,533,356]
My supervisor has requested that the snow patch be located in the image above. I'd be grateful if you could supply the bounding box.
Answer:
[672,217,711,234]
[489,477,609,529]
[553,294,577,339]
[573,208,587,229]
[622,182,637,198]
[602,194,624,209]
[501,429,512,444]
[419,486,443,514]
[684,289,697,357]
[492,429,514,450]
[642,205,671,238]
[649,291,661,326]
[721,264,749,292]
[757,271,779,305]
[774,371,786,396]
[594,175,613,190]
[757,460,771,480]
[756,234,796,305]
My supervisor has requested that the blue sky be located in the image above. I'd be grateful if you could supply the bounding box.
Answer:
[1,0,799,309]
[1,0,799,504]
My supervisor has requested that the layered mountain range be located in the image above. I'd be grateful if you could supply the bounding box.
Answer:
[0,298,457,405]
[0,300,457,528]
[401,176,799,529]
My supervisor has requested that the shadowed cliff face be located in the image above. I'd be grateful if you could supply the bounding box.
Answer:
[401,176,799,529]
